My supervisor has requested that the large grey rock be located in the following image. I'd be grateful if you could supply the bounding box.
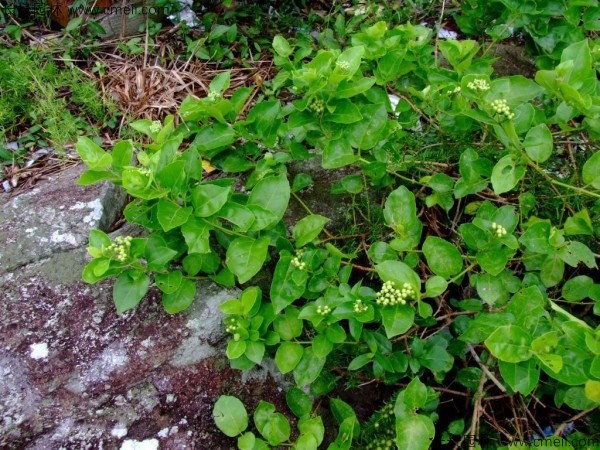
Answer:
[0,167,289,449]
[0,164,126,274]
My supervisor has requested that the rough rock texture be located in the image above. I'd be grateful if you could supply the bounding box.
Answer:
[0,165,288,449]
[0,164,126,273]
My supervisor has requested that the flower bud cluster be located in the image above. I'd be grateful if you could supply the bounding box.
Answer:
[353,299,368,314]
[467,78,490,91]
[449,86,461,95]
[225,318,239,333]
[490,99,515,119]
[317,305,332,316]
[366,403,395,450]
[107,236,132,262]
[309,98,325,114]
[336,60,351,72]
[492,222,507,237]
[291,250,307,270]
[376,281,414,306]
[207,90,220,101]
[149,120,162,133]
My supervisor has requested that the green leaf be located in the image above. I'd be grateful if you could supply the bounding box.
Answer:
[111,140,134,169]
[298,417,324,446]
[325,99,363,124]
[562,275,594,301]
[145,234,178,270]
[381,305,415,339]
[523,124,553,163]
[156,200,192,232]
[76,137,112,171]
[113,270,150,314]
[270,255,308,313]
[227,339,247,359]
[376,260,421,294]
[191,124,235,156]
[488,76,544,108]
[335,77,376,99]
[498,359,539,395]
[274,307,303,340]
[226,236,270,284]
[286,387,313,418]
[476,247,509,276]
[192,184,232,217]
[424,276,448,297]
[272,35,293,57]
[395,414,435,450]
[403,378,428,409]
[582,151,600,189]
[219,202,256,232]
[181,217,211,254]
[162,278,196,314]
[209,71,231,95]
[348,103,388,150]
[348,354,372,371]
[384,186,422,251]
[491,154,526,195]
[213,395,248,437]
[275,342,304,373]
[485,325,532,363]
[245,341,265,364]
[248,174,290,230]
[422,237,463,279]
[322,138,356,169]
[564,209,594,235]
[293,215,330,247]
[155,270,183,294]
[293,347,325,387]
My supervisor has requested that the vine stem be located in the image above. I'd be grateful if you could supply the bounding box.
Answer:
[548,299,593,330]
[528,160,600,199]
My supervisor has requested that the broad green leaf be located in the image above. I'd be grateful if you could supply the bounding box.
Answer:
[248,174,290,229]
[477,247,509,276]
[403,378,427,409]
[348,354,372,371]
[585,380,600,403]
[491,154,526,195]
[381,305,415,339]
[487,76,544,107]
[541,253,565,287]
[155,270,183,294]
[275,342,304,373]
[562,275,594,301]
[226,236,270,284]
[218,202,255,232]
[498,359,539,395]
[485,325,532,363]
[272,35,293,57]
[227,340,247,359]
[213,395,248,437]
[298,416,324,446]
[348,103,388,150]
[157,200,192,232]
[564,209,594,235]
[375,260,421,294]
[111,140,134,169]
[335,77,376,99]
[322,138,356,169]
[192,184,232,217]
[422,237,463,279]
[376,49,408,83]
[424,276,448,297]
[245,341,265,364]
[286,387,313,418]
[325,99,363,124]
[523,124,553,163]
[395,414,435,450]
[293,215,330,247]
[209,71,231,94]
[145,234,178,270]
[582,151,600,189]
[162,278,196,314]
[270,255,309,313]
[76,137,112,171]
[384,186,422,251]
[273,307,303,340]
[191,124,235,156]
[181,217,211,254]
[113,270,150,314]
[293,347,325,387]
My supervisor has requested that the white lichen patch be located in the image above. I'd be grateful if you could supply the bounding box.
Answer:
[30,342,49,359]
[50,230,79,246]
[120,438,159,450]
[69,199,104,225]
[111,424,128,439]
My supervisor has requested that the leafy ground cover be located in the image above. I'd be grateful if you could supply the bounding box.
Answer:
[2,0,600,448]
